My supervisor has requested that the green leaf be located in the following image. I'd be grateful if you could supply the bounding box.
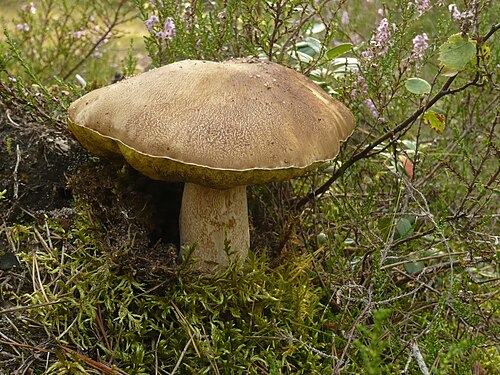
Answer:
[422,110,446,133]
[319,160,335,173]
[438,33,476,74]
[290,50,313,63]
[296,37,322,57]
[310,23,326,34]
[394,218,413,240]
[326,43,353,60]
[405,78,431,95]
[404,261,425,274]
[316,232,328,246]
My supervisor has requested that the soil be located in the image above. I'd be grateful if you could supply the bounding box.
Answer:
[0,110,184,276]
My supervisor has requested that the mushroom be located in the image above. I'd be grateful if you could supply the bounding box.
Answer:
[67,59,355,272]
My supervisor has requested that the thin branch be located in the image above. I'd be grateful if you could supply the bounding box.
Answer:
[62,0,128,81]
[0,300,68,315]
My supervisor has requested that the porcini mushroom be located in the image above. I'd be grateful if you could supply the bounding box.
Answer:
[67,59,355,272]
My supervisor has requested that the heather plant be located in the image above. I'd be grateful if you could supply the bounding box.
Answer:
[0,0,135,126]
[0,0,499,374]
[135,0,349,69]
[2,0,136,83]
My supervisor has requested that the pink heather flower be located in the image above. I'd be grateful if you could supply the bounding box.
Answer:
[21,2,36,14]
[163,17,176,39]
[363,99,378,118]
[16,23,30,32]
[351,68,368,100]
[448,4,461,21]
[155,17,176,46]
[361,50,373,59]
[414,0,430,16]
[369,18,391,55]
[411,33,428,61]
[145,15,159,32]
[341,11,349,25]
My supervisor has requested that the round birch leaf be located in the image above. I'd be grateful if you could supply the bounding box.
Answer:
[394,217,413,240]
[405,78,431,95]
[404,260,425,274]
[422,110,446,133]
[438,33,476,72]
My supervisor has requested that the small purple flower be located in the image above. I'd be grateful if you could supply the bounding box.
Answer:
[448,4,461,21]
[145,15,159,32]
[163,17,176,39]
[16,23,30,32]
[414,0,430,16]
[155,17,176,46]
[350,68,369,100]
[370,18,391,55]
[341,11,349,25]
[363,99,378,118]
[21,2,36,14]
[411,33,428,62]
[72,30,85,39]
[361,50,373,59]
[350,69,377,117]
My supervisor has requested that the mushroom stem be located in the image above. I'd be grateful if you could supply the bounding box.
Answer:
[179,183,249,272]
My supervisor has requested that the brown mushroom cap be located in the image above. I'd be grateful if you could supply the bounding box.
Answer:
[68,59,355,189]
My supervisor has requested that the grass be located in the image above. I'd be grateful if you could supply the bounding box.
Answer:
[1,0,499,374]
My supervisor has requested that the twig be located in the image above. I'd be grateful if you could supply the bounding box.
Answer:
[13,144,21,199]
[170,338,192,375]
[410,340,430,375]
[62,0,129,81]
[296,73,457,210]
[276,327,337,360]
[0,338,53,354]
[5,109,22,128]
[58,345,129,375]
[0,300,68,315]
[96,306,111,352]
[199,324,220,375]
[154,333,161,375]
[171,302,201,357]
[381,251,468,270]
[33,227,53,256]
[332,288,373,374]
[31,246,50,304]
